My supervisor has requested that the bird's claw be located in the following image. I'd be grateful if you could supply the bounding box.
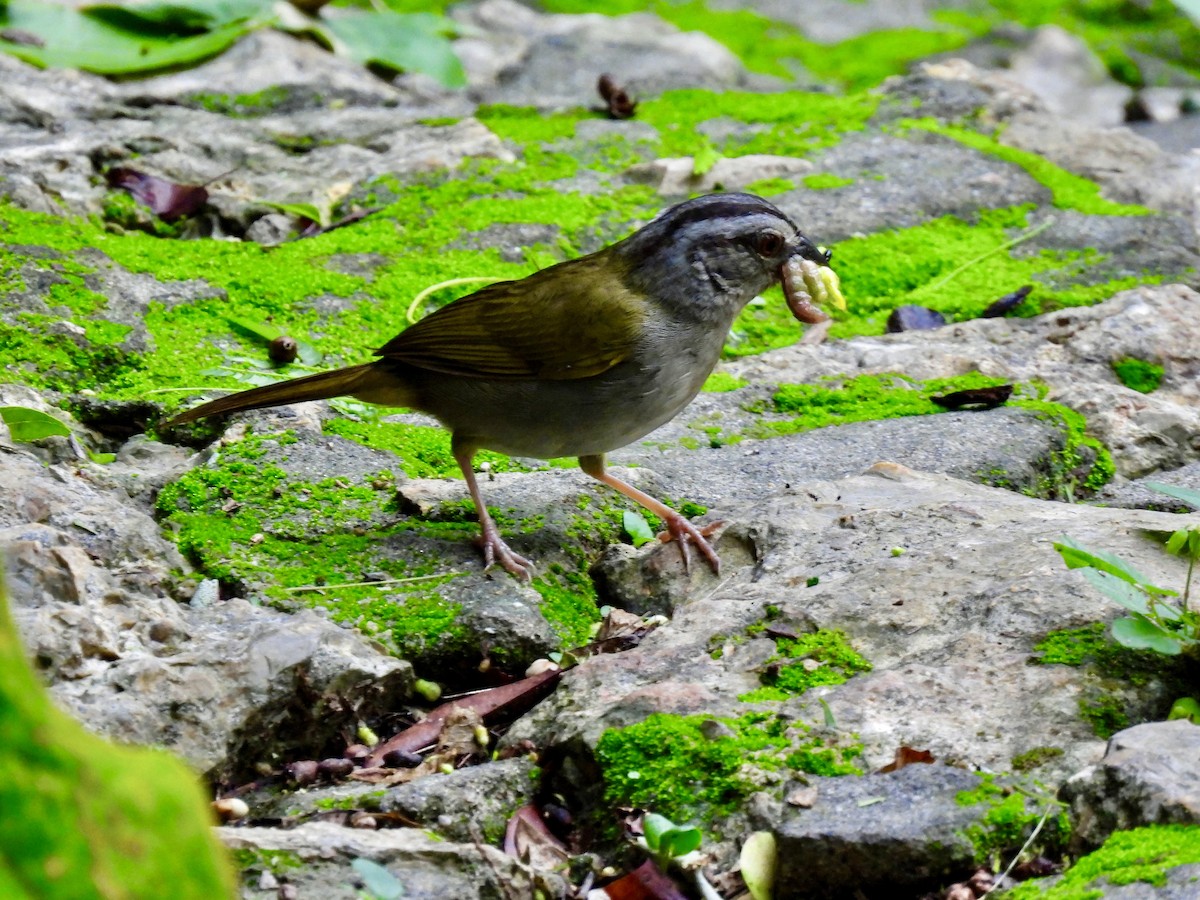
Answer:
[475,530,534,582]
[656,515,723,575]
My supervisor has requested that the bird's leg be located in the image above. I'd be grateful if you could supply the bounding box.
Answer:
[453,440,533,581]
[578,454,721,575]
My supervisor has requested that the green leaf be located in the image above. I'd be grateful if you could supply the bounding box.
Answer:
[350,858,404,900]
[0,0,264,75]
[261,200,327,227]
[1166,529,1190,555]
[1145,481,1200,510]
[0,406,72,443]
[86,450,117,465]
[1168,696,1200,724]
[1172,0,1200,27]
[623,510,655,548]
[657,823,702,860]
[1111,615,1184,655]
[818,697,837,729]
[739,831,777,900]
[641,812,674,853]
[83,0,271,34]
[226,315,283,342]
[1079,569,1153,615]
[317,9,465,87]
[1054,536,1152,586]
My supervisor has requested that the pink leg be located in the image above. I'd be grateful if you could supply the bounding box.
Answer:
[579,454,721,575]
[453,441,533,581]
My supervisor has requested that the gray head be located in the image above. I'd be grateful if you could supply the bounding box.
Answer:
[616,193,826,324]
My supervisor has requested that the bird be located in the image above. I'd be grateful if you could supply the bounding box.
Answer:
[165,192,840,581]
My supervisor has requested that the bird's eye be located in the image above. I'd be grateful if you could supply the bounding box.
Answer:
[756,231,785,257]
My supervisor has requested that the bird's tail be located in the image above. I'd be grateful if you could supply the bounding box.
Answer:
[165,363,404,426]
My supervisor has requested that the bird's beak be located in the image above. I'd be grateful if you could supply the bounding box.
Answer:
[781,249,845,325]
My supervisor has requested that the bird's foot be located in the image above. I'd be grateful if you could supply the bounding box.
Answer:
[656,514,724,575]
[475,527,534,582]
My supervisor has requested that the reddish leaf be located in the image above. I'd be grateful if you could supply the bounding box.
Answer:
[930,384,1013,410]
[364,668,561,766]
[600,861,688,900]
[106,167,208,221]
[877,746,936,773]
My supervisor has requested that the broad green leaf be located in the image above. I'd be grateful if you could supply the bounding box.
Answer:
[1111,615,1184,655]
[1168,696,1200,724]
[1166,528,1190,555]
[657,823,702,860]
[623,510,655,548]
[0,0,264,74]
[317,9,465,87]
[350,858,404,900]
[1054,536,1152,586]
[1145,481,1200,510]
[1080,569,1153,615]
[0,406,72,443]
[83,0,271,34]
[642,812,674,852]
[740,831,777,900]
[226,315,283,342]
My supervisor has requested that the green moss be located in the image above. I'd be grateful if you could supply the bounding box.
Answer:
[1004,825,1200,899]
[728,205,1163,356]
[1080,693,1129,739]
[743,177,795,197]
[0,581,237,898]
[541,0,981,90]
[902,119,1152,216]
[802,173,855,190]
[1011,746,1064,772]
[739,629,872,701]
[1112,357,1163,393]
[595,711,861,825]
[956,774,1069,862]
[230,848,303,875]
[701,371,748,393]
[532,567,601,648]
[185,85,295,117]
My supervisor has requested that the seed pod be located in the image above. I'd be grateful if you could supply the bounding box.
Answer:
[212,797,250,822]
[381,748,423,769]
[269,335,298,364]
[318,757,355,780]
[344,743,372,766]
[285,759,319,786]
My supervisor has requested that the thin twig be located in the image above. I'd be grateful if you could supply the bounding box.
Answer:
[282,574,457,593]
[913,216,1055,297]
[406,276,499,324]
[982,803,1055,896]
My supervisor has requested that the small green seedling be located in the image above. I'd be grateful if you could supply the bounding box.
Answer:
[623,510,656,548]
[1054,483,1200,657]
[640,812,702,871]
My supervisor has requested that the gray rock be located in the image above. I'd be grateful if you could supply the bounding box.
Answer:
[1062,720,1200,850]
[755,765,986,898]
[1007,25,1133,126]
[1094,461,1200,512]
[378,756,539,842]
[219,820,565,899]
[454,0,751,106]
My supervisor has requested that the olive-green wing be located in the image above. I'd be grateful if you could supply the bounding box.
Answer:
[375,256,646,380]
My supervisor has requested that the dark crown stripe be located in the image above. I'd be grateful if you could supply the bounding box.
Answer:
[620,193,796,261]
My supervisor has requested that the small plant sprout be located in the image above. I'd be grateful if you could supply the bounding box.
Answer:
[639,811,702,871]
[1054,483,1200,657]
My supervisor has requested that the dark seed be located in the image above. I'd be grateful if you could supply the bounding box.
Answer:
[981,284,1033,318]
[285,760,319,786]
[344,744,372,766]
[381,748,423,768]
[886,305,947,333]
[318,757,355,779]
[269,335,298,364]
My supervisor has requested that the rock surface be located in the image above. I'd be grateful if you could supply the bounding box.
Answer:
[2,1,1200,898]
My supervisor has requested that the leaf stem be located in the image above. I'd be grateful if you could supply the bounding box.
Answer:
[405,277,498,324]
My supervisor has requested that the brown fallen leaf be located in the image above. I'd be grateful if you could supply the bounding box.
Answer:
[598,73,637,119]
[930,384,1013,411]
[877,746,936,773]
[105,168,209,221]
[600,860,688,900]
[503,804,570,870]
[364,668,561,767]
